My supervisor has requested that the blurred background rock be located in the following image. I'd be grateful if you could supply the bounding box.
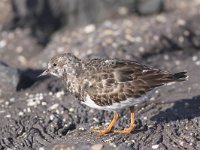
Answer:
[3,0,164,45]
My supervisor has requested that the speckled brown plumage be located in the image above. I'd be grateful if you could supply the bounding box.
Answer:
[41,53,187,135]
[79,59,186,107]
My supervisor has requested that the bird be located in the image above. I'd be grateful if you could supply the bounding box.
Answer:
[40,53,187,136]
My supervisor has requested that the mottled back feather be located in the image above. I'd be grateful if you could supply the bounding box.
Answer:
[79,59,185,106]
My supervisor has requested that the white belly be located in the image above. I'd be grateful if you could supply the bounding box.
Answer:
[81,94,149,111]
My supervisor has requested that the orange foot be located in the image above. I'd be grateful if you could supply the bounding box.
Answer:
[91,128,112,136]
[114,126,135,134]
[114,108,135,134]
[91,112,119,136]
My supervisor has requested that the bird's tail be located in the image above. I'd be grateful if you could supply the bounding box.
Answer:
[173,72,188,81]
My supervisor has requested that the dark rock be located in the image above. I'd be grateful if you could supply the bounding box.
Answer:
[10,0,134,27]
[0,62,45,94]
[0,62,19,94]
[7,0,134,45]
[135,0,164,15]
[117,143,136,150]
[0,0,12,25]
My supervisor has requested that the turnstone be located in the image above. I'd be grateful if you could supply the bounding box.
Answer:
[40,53,187,135]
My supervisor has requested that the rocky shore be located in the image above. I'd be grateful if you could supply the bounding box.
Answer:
[0,0,200,149]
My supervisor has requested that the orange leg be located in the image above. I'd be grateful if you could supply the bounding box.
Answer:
[91,112,119,136]
[114,107,135,134]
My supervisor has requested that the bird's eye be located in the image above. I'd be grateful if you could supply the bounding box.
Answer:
[53,63,57,67]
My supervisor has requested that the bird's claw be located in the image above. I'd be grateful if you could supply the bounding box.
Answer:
[113,126,135,134]
[90,128,111,136]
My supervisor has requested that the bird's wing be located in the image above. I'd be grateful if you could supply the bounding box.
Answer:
[81,59,175,106]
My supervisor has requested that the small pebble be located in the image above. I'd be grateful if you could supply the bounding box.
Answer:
[27,97,40,106]
[152,144,159,149]
[4,114,11,118]
[5,101,9,106]
[178,36,184,43]
[156,15,166,23]
[135,36,142,43]
[84,24,96,34]
[69,108,74,112]
[118,6,128,16]
[0,110,5,113]
[192,56,198,61]
[0,99,4,104]
[27,107,31,112]
[150,97,155,101]
[18,55,27,65]
[93,117,99,123]
[48,103,59,110]
[16,46,24,53]
[176,19,186,26]
[41,102,47,106]
[104,137,114,143]
[153,35,160,41]
[125,34,135,42]
[103,29,114,36]
[139,47,145,52]
[179,141,184,146]
[164,54,169,60]
[79,127,86,131]
[195,61,200,66]
[18,112,24,116]
[55,91,65,98]
[0,40,6,48]
[197,141,200,147]
[155,90,159,94]
[91,144,103,150]
[9,98,15,102]
[175,60,180,65]
[143,116,147,120]
[50,115,54,120]
[56,109,60,114]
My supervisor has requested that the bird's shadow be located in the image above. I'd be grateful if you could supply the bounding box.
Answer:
[151,95,200,123]
[16,69,48,91]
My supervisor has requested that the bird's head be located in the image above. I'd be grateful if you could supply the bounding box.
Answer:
[39,53,81,78]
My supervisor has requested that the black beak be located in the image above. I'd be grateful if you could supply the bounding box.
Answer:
[37,69,49,78]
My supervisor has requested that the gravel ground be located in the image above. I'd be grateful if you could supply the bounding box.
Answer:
[0,0,200,150]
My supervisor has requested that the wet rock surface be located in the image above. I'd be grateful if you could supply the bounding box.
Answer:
[0,0,200,150]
